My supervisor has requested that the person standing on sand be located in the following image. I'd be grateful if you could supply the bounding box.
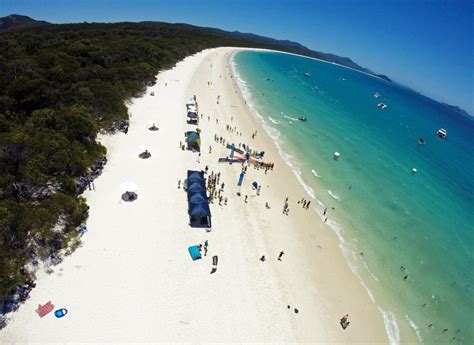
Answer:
[306,201,311,209]
[245,195,248,203]
[197,153,201,163]
[278,251,284,261]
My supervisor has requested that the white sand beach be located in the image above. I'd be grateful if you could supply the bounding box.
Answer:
[0,48,391,343]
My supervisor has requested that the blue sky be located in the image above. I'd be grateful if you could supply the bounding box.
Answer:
[2,0,473,114]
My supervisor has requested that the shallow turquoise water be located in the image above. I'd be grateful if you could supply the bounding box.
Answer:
[233,51,474,344]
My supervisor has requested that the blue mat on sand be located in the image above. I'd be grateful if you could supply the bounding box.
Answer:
[188,246,202,261]
[54,308,68,318]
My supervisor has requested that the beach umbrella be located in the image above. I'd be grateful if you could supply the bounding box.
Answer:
[120,181,138,192]
[147,121,159,130]
[121,191,138,202]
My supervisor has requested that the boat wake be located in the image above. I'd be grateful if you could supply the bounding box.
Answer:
[268,116,280,125]
[328,190,340,201]
[284,115,298,121]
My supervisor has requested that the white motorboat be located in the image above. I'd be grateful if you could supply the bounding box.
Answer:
[437,128,447,139]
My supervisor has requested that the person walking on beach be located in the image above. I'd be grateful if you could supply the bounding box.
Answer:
[340,314,350,329]
[197,153,201,163]
[245,195,248,203]
[283,201,289,215]
[224,197,228,205]
[260,255,266,262]
[278,251,284,261]
[204,240,208,256]
[306,201,311,209]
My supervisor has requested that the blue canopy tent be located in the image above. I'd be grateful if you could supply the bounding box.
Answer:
[188,191,208,204]
[187,181,206,192]
[184,169,211,228]
[185,131,200,152]
[185,170,205,191]
[187,170,205,182]
[187,111,198,124]
[188,202,211,228]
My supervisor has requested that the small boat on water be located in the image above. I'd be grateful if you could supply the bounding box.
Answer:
[377,102,388,109]
[304,72,311,77]
[437,128,447,139]
[418,137,425,145]
[374,92,380,98]
[298,116,307,122]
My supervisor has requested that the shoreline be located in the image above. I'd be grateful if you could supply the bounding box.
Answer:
[0,47,408,343]
[187,47,393,342]
[227,48,420,343]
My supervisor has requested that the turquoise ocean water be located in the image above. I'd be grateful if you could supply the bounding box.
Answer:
[232,51,474,344]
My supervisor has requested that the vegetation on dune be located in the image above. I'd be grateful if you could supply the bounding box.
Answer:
[0,21,308,315]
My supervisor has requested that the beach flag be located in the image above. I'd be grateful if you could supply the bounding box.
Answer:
[230,143,235,160]
[36,301,54,318]
[237,172,245,187]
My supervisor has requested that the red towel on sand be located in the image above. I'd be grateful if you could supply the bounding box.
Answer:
[36,301,54,317]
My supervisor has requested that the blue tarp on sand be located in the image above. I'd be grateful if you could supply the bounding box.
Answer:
[188,245,202,260]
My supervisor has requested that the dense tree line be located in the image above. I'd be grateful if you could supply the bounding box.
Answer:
[0,21,288,312]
